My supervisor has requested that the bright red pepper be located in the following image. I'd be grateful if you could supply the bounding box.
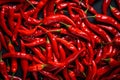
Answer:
[102,0,111,15]
[110,5,120,20]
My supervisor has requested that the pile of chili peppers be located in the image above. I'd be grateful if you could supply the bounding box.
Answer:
[0,0,120,80]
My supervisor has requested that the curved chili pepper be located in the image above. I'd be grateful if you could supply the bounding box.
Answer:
[57,2,78,10]
[32,0,48,18]
[43,14,76,27]
[12,14,21,43]
[79,2,97,14]
[2,52,33,61]
[93,14,120,31]
[28,64,46,72]
[24,38,46,47]
[8,42,18,73]
[104,58,120,67]
[63,68,70,80]
[113,35,120,46]
[46,0,55,16]
[39,70,59,80]
[31,47,46,62]
[87,43,94,63]
[97,24,119,36]
[18,27,37,36]
[0,52,9,80]
[0,31,7,50]
[60,22,91,41]
[110,5,120,20]
[68,70,76,80]
[95,65,111,80]
[0,7,12,37]
[55,0,64,4]
[46,37,53,62]
[20,40,28,80]
[95,48,103,64]
[8,7,15,32]
[102,0,111,15]
[38,26,60,59]
[56,38,77,52]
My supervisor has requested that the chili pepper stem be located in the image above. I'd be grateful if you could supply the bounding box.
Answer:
[81,15,96,19]
[110,5,113,9]
[26,0,35,9]
[85,6,89,13]
[60,22,70,28]
[103,58,110,62]
[82,72,86,77]
[0,51,2,62]
[11,72,15,80]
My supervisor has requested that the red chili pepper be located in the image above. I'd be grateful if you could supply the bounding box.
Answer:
[28,64,46,72]
[58,44,66,61]
[39,70,59,80]
[31,47,46,62]
[95,48,103,64]
[87,43,94,63]
[8,7,15,32]
[46,37,53,62]
[12,14,21,43]
[104,58,120,67]
[102,0,111,15]
[43,14,76,27]
[93,14,120,31]
[0,31,7,50]
[18,27,37,36]
[68,70,76,80]
[38,26,60,59]
[79,2,97,14]
[83,10,112,43]
[95,65,111,80]
[46,0,55,16]
[0,52,9,80]
[8,41,18,73]
[56,38,77,52]
[63,68,70,80]
[0,7,12,37]
[60,22,91,41]
[57,2,78,10]
[110,5,120,20]
[113,35,120,46]
[20,40,29,80]
[55,0,64,4]
[32,0,48,18]
[97,24,119,36]
[24,38,46,47]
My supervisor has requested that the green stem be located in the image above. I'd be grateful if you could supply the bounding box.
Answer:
[103,58,110,62]
[26,0,35,9]
[60,22,70,28]
[0,51,2,62]
[81,15,96,19]
[82,72,86,77]
[46,37,50,44]
[85,6,89,13]
[11,72,15,80]
[110,5,114,9]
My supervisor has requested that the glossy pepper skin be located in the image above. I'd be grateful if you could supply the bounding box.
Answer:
[110,5,120,20]
[102,0,111,15]
[94,14,120,31]
[0,58,9,80]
